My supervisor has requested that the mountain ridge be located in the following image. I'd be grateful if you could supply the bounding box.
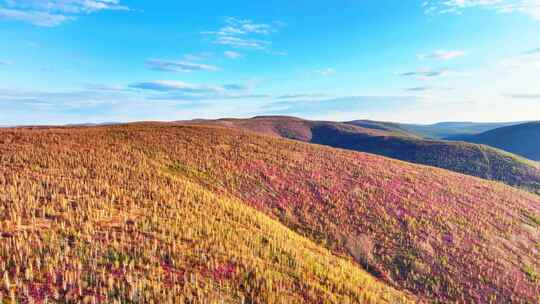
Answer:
[452,121,540,161]
[190,116,540,195]
[348,120,525,139]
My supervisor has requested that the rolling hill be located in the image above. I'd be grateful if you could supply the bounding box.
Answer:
[0,125,412,304]
[196,116,540,195]
[452,122,540,161]
[348,120,523,139]
[1,123,539,303]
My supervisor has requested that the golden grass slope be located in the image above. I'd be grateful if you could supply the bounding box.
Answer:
[0,126,412,303]
[102,123,540,303]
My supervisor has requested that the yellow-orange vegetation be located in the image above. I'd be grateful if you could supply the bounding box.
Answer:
[0,125,413,303]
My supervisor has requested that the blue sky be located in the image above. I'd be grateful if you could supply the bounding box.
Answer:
[1,0,540,125]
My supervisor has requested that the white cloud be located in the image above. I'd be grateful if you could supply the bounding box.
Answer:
[224,51,241,59]
[214,36,268,50]
[182,53,213,61]
[85,84,125,91]
[418,50,467,60]
[316,68,336,77]
[499,48,540,68]
[3,0,129,13]
[0,87,130,108]
[403,85,454,92]
[129,80,225,93]
[424,0,540,20]
[0,8,71,26]
[392,46,540,123]
[404,86,435,92]
[151,93,271,102]
[128,80,271,102]
[0,0,129,26]
[203,17,282,50]
[504,93,540,99]
[0,59,12,65]
[210,17,275,36]
[523,47,540,55]
[399,68,449,79]
[277,93,328,99]
[0,82,273,126]
[124,79,273,102]
[129,80,249,93]
[146,59,221,73]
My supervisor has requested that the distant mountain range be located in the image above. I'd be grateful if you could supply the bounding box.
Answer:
[190,116,540,195]
[451,121,540,161]
[348,119,540,161]
[348,120,525,139]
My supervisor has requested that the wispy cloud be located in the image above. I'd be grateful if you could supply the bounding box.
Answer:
[203,17,282,50]
[207,17,276,36]
[146,59,220,73]
[418,50,467,60]
[424,0,540,20]
[0,59,12,65]
[500,47,540,68]
[404,85,453,92]
[404,86,434,92]
[151,93,271,102]
[2,0,129,13]
[504,93,540,99]
[0,8,71,26]
[524,47,540,55]
[399,68,449,78]
[263,95,420,118]
[0,83,272,125]
[0,0,129,26]
[224,51,242,59]
[130,80,250,93]
[222,84,248,90]
[0,87,197,126]
[214,36,268,50]
[0,87,130,108]
[316,68,336,77]
[84,84,126,92]
[181,53,213,61]
[129,81,226,93]
[277,93,329,99]
[127,80,270,101]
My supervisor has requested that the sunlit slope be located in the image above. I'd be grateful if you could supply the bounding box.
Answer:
[200,116,540,194]
[117,123,540,303]
[0,127,413,303]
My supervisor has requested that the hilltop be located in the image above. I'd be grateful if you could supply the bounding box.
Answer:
[2,124,538,303]
[0,125,412,304]
[453,122,540,161]
[195,116,540,194]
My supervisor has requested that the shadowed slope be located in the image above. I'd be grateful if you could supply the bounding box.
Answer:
[348,120,523,139]
[345,120,422,138]
[104,123,540,303]
[452,122,540,161]
[0,126,412,303]
[198,116,540,194]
